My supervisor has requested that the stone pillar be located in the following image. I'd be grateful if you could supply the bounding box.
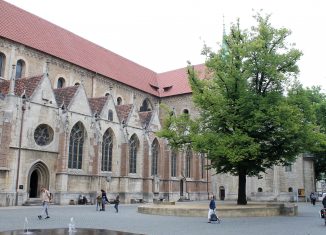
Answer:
[273,165,280,197]
[120,143,128,176]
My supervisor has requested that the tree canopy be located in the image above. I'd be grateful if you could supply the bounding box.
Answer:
[158,13,318,205]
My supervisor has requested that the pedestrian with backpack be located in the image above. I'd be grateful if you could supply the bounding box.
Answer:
[38,187,51,220]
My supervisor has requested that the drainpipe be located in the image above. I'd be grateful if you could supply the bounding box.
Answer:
[15,96,26,206]
[206,157,209,200]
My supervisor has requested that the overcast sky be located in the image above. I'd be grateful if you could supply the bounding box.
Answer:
[4,0,326,89]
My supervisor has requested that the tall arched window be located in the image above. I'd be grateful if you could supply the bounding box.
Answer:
[151,139,159,176]
[201,153,205,179]
[108,110,113,121]
[171,150,177,177]
[57,77,65,88]
[0,53,6,77]
[15,59,25,79]
[68,122,85,169]
[185,147,192,178]
[129,135,138,173]
[101,129,113,171]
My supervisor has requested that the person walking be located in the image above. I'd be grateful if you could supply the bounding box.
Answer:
[114,195,120,213]
[96,193,102,211]
[323,195,326,208]
[100,189,109,211]
[38,187,51,219]
[310,192,316,206]
[208,196,219,223]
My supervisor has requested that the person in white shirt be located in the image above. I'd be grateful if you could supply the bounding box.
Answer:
[38,187,50,219]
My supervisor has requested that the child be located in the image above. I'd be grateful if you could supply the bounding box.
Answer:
[114,195,120,213]
[96,194,102,211]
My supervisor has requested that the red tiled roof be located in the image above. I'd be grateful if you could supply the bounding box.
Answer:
[0,1,207,98]
[0,0,159,96]
[139,111,152,127]
[53,85,79,107]
[0,75,43,97]
[157,64,207,97]
[88,96,108,114]
[116,104,133,123]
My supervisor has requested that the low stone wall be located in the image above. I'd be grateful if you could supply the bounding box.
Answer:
[138,202,298,217]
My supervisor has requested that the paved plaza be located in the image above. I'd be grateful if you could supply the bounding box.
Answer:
[0,201,325,235]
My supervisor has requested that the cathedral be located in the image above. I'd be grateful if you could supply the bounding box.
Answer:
[0,0,314,207]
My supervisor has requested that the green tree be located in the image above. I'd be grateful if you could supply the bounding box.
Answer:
[287,85,326,181]
[158,13,307,205]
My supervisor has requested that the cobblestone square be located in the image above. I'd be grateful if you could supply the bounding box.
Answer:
[0,202,325,235]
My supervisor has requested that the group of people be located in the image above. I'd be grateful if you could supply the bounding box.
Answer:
[96,189,120,213]
[37,187,120,220]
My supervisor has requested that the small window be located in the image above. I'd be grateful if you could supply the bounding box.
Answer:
[258,187,263,192]
[34,124,54,146]
[74,82,80,86]
[108,109,113,121]
[105,93,110,96]
[0,52,6,77]
[117,97,122,105]
[183,109,189,115]
[15,59,25,79]
[288,187,293,192]
[57,77,65,88]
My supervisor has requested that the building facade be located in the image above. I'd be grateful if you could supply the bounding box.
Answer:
[0,0,314,206]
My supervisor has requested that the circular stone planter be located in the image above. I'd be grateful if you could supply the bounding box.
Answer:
[138,202,298,217]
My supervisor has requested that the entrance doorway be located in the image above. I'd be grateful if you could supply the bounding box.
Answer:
[28,162,49,198]
[219,186,225,200]
[180,180,184,196]
[29,171,38,197]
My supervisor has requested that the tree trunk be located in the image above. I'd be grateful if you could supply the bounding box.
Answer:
[237,169,247,205]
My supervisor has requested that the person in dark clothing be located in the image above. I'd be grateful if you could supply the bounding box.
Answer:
[322,195,326,208]
[310,192,316,206]
[114,195,120,213]
[100,189,109,211]
[208,196,217,223]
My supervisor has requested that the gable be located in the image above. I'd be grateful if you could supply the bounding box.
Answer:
[29,74,58,108]
[100,95,119,123]
[127,105,142,129]
[146,110,161,132]
[68,85,92,116]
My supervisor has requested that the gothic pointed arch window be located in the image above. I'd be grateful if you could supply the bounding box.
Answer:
[15,59,25,79]
[101,129,113,172]
[0,52,6,77]
[140,98,152,112]
[185,147,192,178]
[68,122,85,169]
[151,139,159,176]
[129,134,138,173]
[171,150,177,177]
